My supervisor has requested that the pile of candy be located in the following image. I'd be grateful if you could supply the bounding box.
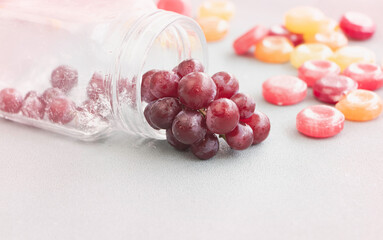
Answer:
[232,6,382,138]
[142,59,270,160]
[157,0,235,42]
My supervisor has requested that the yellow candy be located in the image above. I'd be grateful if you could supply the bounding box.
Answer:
[290,43,333,68]
[198,0,235,21]
[197,17,229,42]
[303,18,339,41]
[285,6,325,35]
[305,31,348,51]
[330,46,376,71]
[254,36,294,63]
[335,90,383,121]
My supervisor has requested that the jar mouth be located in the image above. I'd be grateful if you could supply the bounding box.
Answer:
[109,10,208,139]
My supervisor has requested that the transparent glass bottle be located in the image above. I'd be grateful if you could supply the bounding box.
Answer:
[0,0,208,141]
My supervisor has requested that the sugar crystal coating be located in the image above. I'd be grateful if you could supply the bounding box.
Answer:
[298,60,341,87]
[21,91,45,119]
[313,74,358,104]
[50,65,78,93]
[343,63,383,90]
[340,12,376,40]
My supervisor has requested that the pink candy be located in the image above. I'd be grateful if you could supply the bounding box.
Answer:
[313,74,358,104]
[296,105,345,138]
[268,25,304,46]
[262,75,307,106]
[298,60,341,87]
[343,63,383,91]
[340,12,376,40]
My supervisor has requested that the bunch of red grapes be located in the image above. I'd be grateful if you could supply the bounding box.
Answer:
[143,59,271,160]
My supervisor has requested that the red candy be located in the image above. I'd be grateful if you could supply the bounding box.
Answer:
[50,65,78,93]
[21,91,45,119]
[47,97,76,124]
[233,25,269,55]
[262,75,307,106]
[339,12,376,40]
[269,25,304,46]
[0,88,23,113]
[313,74,358,104]
[298,60,341,87]
[296,105,345,138]
[157,0,192,17]
[240,110,270,145]
[343,63,383,91]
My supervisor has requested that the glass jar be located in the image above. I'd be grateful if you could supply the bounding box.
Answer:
[0,0,208,141]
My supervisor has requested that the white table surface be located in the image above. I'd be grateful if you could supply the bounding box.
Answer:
[1,0,383,239]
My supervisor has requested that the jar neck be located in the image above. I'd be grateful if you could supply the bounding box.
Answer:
[107,10,208,139]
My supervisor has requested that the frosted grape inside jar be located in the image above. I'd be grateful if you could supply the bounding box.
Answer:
[0,0,207,140]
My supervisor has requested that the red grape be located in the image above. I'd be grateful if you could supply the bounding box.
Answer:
[241,110,270,145]
[191,134,219,160]
[166,128,190,151]
[178,72,217,110]
[47,97,76,124]
[212,72,239,99]
[21,91,45,119]
[0,88,23,113]
[51,65,78,93]
[225,123,253,150]
[141,70,159,102]
[230,93,256,119]
[148,97,182,129]
[144,101,160,130]
[150,70,180,98]
[176,59,204,78]
[172,110,207,144]
[206,98,239,134]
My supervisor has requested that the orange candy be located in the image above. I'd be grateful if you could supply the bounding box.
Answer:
[335,89,383,121]
[254,36,294,63]
[197,17,229,42]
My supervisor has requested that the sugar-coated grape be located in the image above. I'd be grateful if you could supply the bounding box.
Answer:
[191,134,219,160]
[47,97,76,124]
[148,97,182,129]
[21,91,45,119]
[241,110,270,145]
[0,88,23,113]
[50,65,78,93]
[150,70,180,98]
[230,93,256,119]
[225,123,253,150]
[172,110,207,144]
[41,87,65,107]
[87,72,105,100]
[177,59,205,78]
[206,98,239,134]
[166,128,190,151]
[144,101,160,130]
[212,71,239,99]
[141,70,159,102]
[178,72,217,110]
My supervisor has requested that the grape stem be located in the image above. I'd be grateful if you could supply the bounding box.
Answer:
[219,134,226,140]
